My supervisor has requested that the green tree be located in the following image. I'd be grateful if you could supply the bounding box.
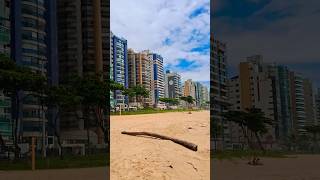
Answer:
[68,75,110,150]
[44,85,81,157]
[222,108,273,165]
[131,85,149,107]
[222,110,250,148]
[109,79,125,91]
[0,54,47,159]
[180,96,195,114]
[159,98,179,106]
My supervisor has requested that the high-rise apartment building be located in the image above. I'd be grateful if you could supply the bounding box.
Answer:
[57,0,109,143]
[127,49,136,88]
[164,70,182,99]
[183,79,196,99]
[277,66,293,138]
[194,82,203,107]
[0,90,11,142]
[315,88,320,124]
[111,32,128,108]
[0,0,10,55]
[289,72,308,135]
[211,36,229,149]
[229,56,277,147]
[127,50,154,107]
[303,79,315,126]
[0,0,11,142]
[11,0,58,140]
[202,86,210,103]
[150,53,165,106]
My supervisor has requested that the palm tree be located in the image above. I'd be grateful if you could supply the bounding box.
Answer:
[180,96,195,114]
[222,108,273,165]
[222,110,251,148]
[245,108,273,151]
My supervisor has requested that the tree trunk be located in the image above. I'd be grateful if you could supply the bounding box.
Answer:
[121,131,198,151]
[52,109,63,158]
[254,132,265,151]
[240,125,251,150]
[85,108,90,155]
[13,92,20,160]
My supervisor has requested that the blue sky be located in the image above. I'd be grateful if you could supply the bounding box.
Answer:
[213,0,320,88]
[111,0,210,88]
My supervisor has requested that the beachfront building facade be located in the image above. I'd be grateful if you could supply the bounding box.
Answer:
[0,90,12,142]
[315,88,320,124]
[194,82,203,107]
[201,85,210,105]
[111,32,128,107]
[57,0,109,144]
[150,53,165,107]
[277,65,294,138]
[127,50,154,107]
[0,0,13,144]
[211,36,229,149]
[10,0,59,141]
[0,0,12,143]
[238,56,276,143]
[289,72,308,135]
[0,0,10,55]
[303,79,315,126]
[164,70,182,99]
[183,79,196,99]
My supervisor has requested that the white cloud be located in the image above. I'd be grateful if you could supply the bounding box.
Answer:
[111,0,210,82]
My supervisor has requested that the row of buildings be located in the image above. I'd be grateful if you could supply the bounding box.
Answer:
[211,35,320,150]
[0,0,110,149]
[110,32,209,109]
[0,0,209,150]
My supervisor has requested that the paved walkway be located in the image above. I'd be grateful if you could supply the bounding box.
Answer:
[212,155,320,180]
[0,167,109,180]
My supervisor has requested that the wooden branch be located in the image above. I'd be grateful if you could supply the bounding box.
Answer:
[121,131,198,151]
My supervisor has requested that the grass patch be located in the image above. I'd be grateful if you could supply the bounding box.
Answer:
[0,154,109,171]
[110,108,201,116]
[211,150,289,160]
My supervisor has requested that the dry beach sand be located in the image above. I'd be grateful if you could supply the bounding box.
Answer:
[110,111,210,180]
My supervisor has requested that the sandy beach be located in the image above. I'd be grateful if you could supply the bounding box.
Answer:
[212,155,320,180]
[110,111,210,180]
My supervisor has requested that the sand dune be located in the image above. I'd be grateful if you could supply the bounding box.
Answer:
[110,111,210,180]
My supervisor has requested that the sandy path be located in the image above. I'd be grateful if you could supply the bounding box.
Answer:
[110,111,210,180]
[0,167,108,180]
[212,155,320,180]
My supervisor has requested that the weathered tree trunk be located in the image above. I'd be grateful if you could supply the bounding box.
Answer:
[121,131,198,151]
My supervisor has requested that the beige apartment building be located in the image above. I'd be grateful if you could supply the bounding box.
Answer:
[127,49,154,107]
[229,55,276,148]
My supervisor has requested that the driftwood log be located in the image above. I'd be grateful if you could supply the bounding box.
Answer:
[121,131,198,151]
